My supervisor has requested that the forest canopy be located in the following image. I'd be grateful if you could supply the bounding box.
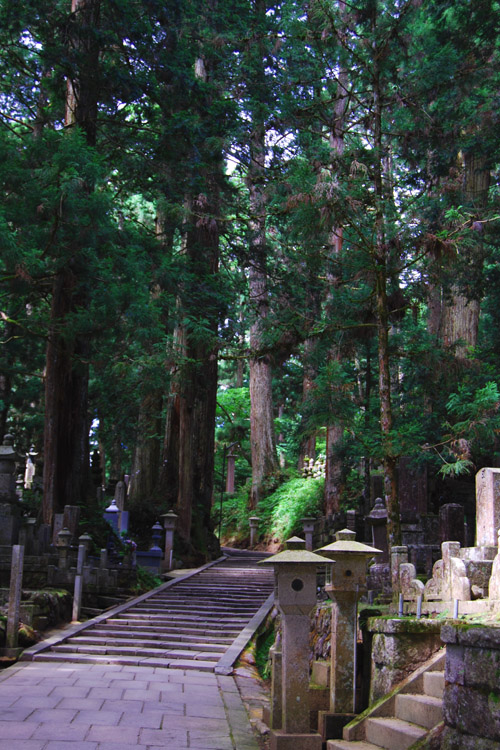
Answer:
[1,0,499,553]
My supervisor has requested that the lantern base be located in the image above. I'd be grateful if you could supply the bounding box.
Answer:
[270,730,322,750]
[318,711,357,741]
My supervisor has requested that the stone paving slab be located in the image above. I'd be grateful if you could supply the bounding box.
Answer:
[0,661,260,750]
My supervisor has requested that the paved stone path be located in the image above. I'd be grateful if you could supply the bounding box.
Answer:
[0,660,260,749]
[0,550,272,749]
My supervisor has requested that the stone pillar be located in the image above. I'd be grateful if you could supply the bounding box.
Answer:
[114,480,126,511]
[161,510,177,573]
[260,538,328,749]
[100,548,108,569]
[301,518,316,551]
[439,503,465,546]
[0,434,22,545]
[269,645,283,730]
[476,468,500,547]
[5,545,24,652]
[316,529,382,739]
[78,533,92,557]
[226,453,236,494]
[249,516,260,548]
[72,544,86,622]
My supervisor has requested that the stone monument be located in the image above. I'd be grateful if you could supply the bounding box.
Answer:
[316,529,382,740]
[260,537,330,750]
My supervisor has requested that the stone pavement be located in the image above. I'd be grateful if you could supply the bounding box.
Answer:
[0,660,261,750]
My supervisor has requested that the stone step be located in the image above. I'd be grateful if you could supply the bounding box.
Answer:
[395,693,442,729]
[365,717,427,750]
[32,651,218,671]
[133,601,259,610]
[63,636,227,653]
[51,643,226,660]
[88,627,234,644]
[107,615,244,628]
[327,741,379,750]
[423,670,445,699]
[100,623,241,637]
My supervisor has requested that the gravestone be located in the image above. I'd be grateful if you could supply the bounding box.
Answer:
[63,505,80,541]
[475,468,500,547]
[114,480,126,512]
[399,457,428,521]
[439,503,465,546]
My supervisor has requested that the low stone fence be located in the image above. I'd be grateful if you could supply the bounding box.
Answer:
[440,623,500,749]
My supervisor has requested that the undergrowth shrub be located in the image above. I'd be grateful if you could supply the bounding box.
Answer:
[258,477,324,543]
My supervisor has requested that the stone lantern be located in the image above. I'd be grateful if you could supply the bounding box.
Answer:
[301,517,316,551]
[0,434,23,544]
[103,498,120,531]
[260,536,332,750]
[57,527,73,569]
[161,509,178,572]
[249,516,260,548]
[316,529,382,739]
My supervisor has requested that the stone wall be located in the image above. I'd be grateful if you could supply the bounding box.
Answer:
[440,623,500,749]
[368,618,442,703]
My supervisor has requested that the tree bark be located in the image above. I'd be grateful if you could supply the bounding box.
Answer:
[128,390,163,509]
[42,0,101,525]
[323,15,348,515]
[247,120,278,509]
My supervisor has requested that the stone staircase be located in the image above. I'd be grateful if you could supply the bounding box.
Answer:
[22,550,274,673]
[328,650,445,750]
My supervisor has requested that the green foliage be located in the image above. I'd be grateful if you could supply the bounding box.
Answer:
[435,382,500,476]
[132,566,162,594]
[257,478,325,544]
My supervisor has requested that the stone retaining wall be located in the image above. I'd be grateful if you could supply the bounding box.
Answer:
[440,623,500,749]
[368,618,442,702]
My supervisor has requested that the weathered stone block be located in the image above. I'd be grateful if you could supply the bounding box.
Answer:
[441,727,500,750]
[444,683,500,741]
[444,645,465,686]
[464,646,500,691]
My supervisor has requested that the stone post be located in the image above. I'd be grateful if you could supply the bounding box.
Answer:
[72,544,86,622]
[161,510,178,573]
[100,548,108,569]
[475,468,500,548]
[269,645,283,730]
[5,544,24,653]
[301,518,316,551]
[0,434,22,545]
[260,537,329,750]
[78,533,92,557]
[226,453,236,494]
[316,530,382,739]
[114,480,126,511]
[249,516,260,548]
